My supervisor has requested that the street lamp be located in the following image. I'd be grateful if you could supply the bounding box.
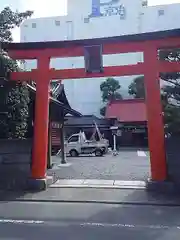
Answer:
[110,126,119,156]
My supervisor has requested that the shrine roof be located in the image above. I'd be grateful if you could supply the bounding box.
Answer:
[105,99,146,122]
[2,28,180,51]
[27,84,82,117]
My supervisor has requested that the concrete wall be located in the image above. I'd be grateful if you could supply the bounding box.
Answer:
[20,16,69,42]
[141,4,180,33]
[20,0,144,41]
[0,139,32,190]
[20,1,180,42]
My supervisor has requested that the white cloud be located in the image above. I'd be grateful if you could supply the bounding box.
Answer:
[20,0,67,18]
[149,0,180,5]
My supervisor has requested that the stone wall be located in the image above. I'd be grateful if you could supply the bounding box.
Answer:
[165,135,180,185]
[0,139,32,190]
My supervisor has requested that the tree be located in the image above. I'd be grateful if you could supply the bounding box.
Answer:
[100,77,122,102]
[160,76,180,134]
[159,48,180,134]
[100,77,122,116]
[0,7,33,42]
[128,76,145,99]
[0,7,33,139]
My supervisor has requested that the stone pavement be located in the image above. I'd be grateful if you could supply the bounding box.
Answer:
[49,149,150,181]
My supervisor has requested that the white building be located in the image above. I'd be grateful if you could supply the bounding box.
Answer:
[20,0,180,116]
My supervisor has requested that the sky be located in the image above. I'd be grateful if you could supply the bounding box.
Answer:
[1,0,180,41]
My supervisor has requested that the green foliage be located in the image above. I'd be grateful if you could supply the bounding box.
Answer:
[0,53,30,139]
[4,82,29,139]
[100,77,122,102]
[159,48,180,62]
[0,7,33,139]
[0,7,33,42]
[159,48,180,134]
[163,104,180,134]
[161,80,180,134]
[128,76,145,99]
[100,77,122,116]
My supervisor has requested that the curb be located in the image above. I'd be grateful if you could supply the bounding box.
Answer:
[2,198,180,207]
[50,180,147,190]
[50,185,146,190]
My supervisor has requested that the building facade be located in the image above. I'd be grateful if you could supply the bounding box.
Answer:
[20,0,180,116]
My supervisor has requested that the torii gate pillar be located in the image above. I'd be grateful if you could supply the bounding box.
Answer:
[31,56,50,182]
[144,46,167,182]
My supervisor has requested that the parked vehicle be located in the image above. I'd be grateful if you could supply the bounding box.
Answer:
[65,131,109,157]
[55,121,109,157]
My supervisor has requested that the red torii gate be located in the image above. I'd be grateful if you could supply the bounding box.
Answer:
[3,29,180,188]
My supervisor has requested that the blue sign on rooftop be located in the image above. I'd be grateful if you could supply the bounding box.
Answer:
[90,0,126,18]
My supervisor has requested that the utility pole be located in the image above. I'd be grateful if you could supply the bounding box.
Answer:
[60,112,67,164]
[47,118,52,169]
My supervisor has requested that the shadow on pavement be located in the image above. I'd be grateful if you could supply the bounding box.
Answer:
[85,190,180,239]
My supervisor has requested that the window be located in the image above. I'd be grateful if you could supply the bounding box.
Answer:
[158,9,164,16]
[32,23,37,28]
[68,136,79,143]
[84,45,103,73]
[84,18,89,23]
[55,20,60,26]
[142,0,148,7]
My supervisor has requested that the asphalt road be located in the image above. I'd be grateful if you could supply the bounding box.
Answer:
[0,201,180,239]
[51,149,150,181]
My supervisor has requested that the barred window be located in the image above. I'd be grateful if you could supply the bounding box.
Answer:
[32,23,37,28]
[158,9,164,16]
[55,20,60,26]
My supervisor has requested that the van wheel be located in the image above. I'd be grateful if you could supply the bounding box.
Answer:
[102,147,106,154]
[95,149,103,157]
[70,149,79,157]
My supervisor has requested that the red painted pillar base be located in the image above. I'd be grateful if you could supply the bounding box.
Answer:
[144,46,167,181]
[31,57,50,180]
